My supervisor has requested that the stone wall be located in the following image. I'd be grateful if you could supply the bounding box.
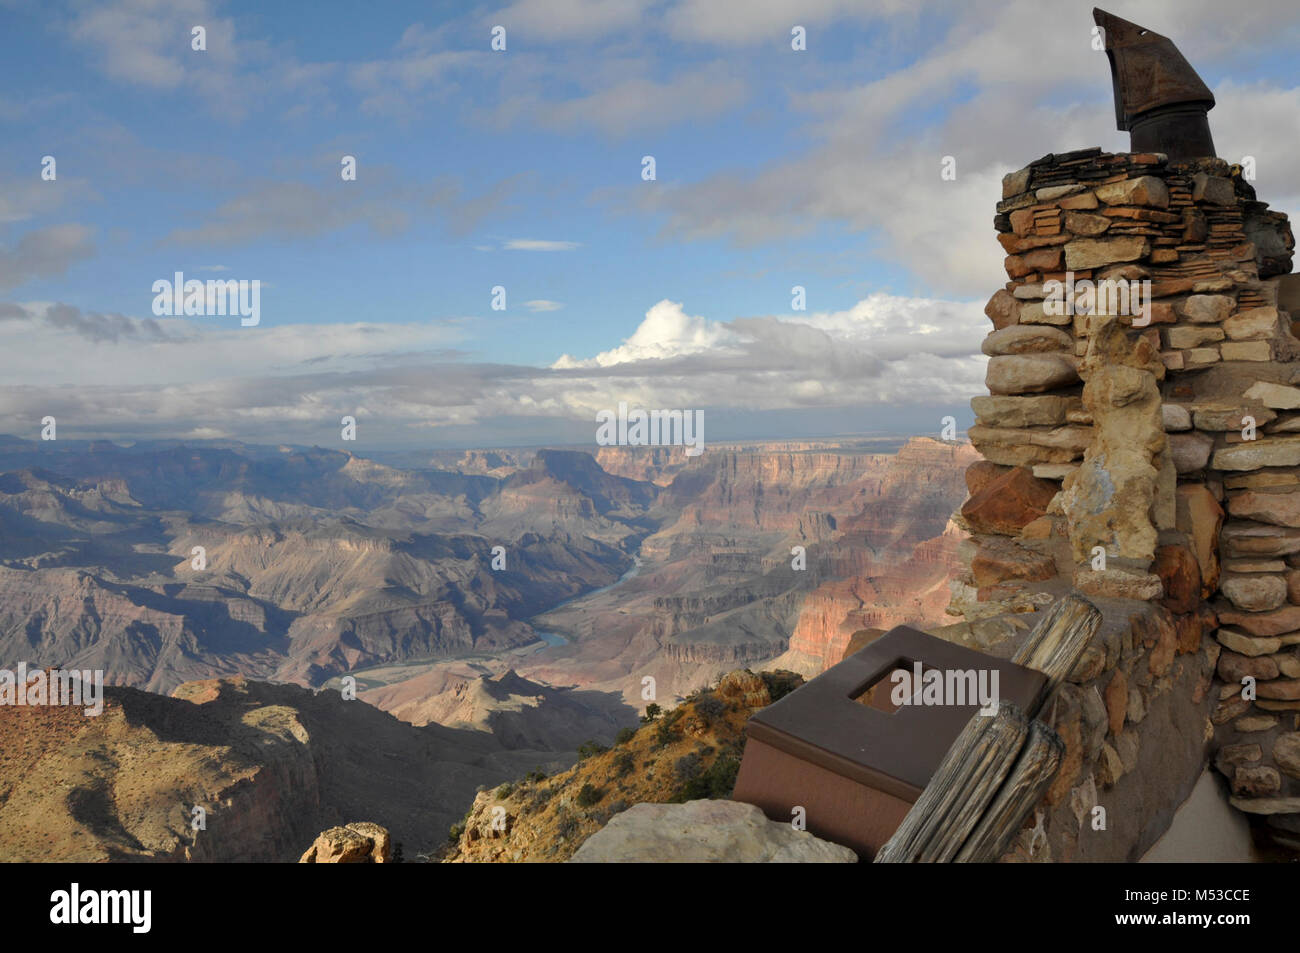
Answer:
[945,146,1300,856]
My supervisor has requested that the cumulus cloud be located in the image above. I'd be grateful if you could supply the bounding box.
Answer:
[0,293,985,446]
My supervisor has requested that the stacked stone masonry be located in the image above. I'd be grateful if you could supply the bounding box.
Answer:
[951,147,1300,855]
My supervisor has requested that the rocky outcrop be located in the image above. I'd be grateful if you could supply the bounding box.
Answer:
[0,676,589,862]
[443,670,803,862]
[299,823,392,863]
[569,800,856,863]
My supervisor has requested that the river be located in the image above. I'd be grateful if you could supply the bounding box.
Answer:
[530,554,642,646]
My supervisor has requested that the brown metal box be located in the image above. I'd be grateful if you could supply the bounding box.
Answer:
[732,625,1047,860]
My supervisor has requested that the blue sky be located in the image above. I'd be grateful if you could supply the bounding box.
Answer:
[3,0,1300,449]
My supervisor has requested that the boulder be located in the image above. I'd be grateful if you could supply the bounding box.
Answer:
[1169,432,1214,473]
[981,325,1073,356]
[299,822,392,863]
[986,354,1079,395]
[1221,574,1288,612]
[569,800,857,863]
[964,459,1008,496]
[985,289,1020,329]
[961,465,1058,535]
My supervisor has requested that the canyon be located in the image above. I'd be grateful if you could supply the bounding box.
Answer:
[0,432,975,860]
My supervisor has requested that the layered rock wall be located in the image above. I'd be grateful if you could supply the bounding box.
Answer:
[953,147,1300,854]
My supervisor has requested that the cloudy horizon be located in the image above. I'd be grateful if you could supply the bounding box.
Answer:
[3,0,1300,449]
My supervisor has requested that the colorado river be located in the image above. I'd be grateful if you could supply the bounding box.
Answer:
[530,554,642,646]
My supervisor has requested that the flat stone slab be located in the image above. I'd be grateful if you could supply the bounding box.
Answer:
[568,800,857,863]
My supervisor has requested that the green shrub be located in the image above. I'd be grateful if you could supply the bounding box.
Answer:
[673,753,742,802]
[576,783,604,807]
[576,739,608,760]
[495,782,514,798]
[640,703,662,723]
[695,695,725,720]
[615,725,637,746]
[614,751,635,777]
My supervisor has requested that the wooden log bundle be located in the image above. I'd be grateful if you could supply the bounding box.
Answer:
[874,592,1101,863]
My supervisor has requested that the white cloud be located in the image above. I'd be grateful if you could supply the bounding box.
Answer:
[606,0,1300,297]
[553,299,733,367]
[0,293,985,444]
[525,299,564,311]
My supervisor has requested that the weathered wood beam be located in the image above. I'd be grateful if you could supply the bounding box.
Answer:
[954,719,1064,862]
[874,702,1028,863]
[1012,591,1103,717]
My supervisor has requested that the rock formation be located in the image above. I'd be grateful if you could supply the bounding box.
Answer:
[0,676,586,861]
[299,823,393,863]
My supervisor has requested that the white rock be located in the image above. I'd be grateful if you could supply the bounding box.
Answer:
[569,800,858,863]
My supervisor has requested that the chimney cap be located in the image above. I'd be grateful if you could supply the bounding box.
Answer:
[1093,7,1215,129]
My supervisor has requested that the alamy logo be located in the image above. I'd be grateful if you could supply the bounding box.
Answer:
[151,271,261,326]
[1043,272,1151,327]
[0,663,103,716]
[49,883,151,934]
[890,663,1000,716]
[595,401,704,456]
